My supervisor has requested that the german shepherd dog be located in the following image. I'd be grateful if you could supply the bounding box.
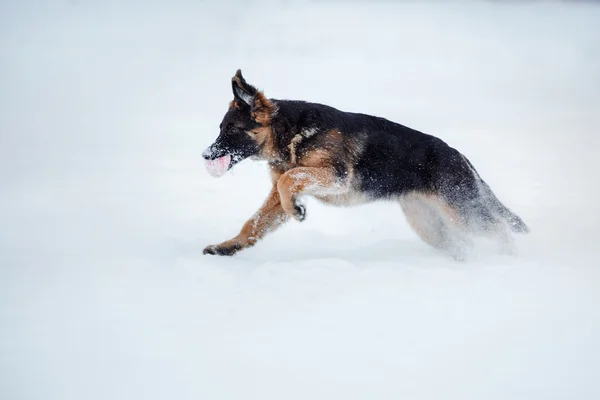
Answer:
[202,70,529,259]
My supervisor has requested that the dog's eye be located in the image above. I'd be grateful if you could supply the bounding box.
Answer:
[229,125,247,134]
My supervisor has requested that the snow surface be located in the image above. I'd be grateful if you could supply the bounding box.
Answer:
[1,1,600,399]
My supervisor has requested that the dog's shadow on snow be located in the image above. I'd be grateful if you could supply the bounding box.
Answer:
[171,228,520,267]
[246,235,436,265]
[173,229,445,266]
[246,236,523,267]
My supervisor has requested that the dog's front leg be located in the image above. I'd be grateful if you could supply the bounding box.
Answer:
[203,186,289,256]
[277,167,345,221]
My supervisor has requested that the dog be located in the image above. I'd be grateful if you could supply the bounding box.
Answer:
[201,70,529,259]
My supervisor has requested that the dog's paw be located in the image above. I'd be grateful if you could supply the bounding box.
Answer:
[293,202,306,222]
[203,243,241,256]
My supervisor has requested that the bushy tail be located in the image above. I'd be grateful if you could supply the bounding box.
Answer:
[480,180,530,234]
[461,154,529,234]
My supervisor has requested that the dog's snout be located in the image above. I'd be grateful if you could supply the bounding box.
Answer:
[202,147,213,160]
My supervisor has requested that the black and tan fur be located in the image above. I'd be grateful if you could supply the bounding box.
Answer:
[202,70,529,259]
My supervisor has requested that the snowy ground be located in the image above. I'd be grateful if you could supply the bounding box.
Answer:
[1,1,600,399]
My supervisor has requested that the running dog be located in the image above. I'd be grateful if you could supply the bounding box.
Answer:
[202,70,529,259]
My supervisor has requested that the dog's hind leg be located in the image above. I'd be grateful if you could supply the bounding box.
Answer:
[399,193,472,260]
[399,193,448,250]
[495,223,517,255]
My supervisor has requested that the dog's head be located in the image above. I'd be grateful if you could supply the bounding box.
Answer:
[202,70,277,177]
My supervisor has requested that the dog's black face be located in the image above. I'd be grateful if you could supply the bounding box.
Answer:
[202,70,275,174]
[202,105,261,170]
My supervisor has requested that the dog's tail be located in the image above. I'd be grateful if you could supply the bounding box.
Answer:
[462,155,530,234]
[479,179,530,233]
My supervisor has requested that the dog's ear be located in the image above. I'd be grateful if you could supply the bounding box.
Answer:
[231,69,257,107]
[251,92,277,125]
[231,69,276,124]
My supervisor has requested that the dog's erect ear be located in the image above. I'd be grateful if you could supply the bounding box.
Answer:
[231,69,257,107]
[251,92,277,125]
[231,69,277,124]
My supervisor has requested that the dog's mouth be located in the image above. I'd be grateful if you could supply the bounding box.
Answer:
[205,154,232,178]
[203,147,247,178]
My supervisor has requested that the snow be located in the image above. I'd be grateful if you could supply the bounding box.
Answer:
[1,1,600,399]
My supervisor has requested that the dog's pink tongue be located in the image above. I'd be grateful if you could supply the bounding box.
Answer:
[205,154,231,178]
